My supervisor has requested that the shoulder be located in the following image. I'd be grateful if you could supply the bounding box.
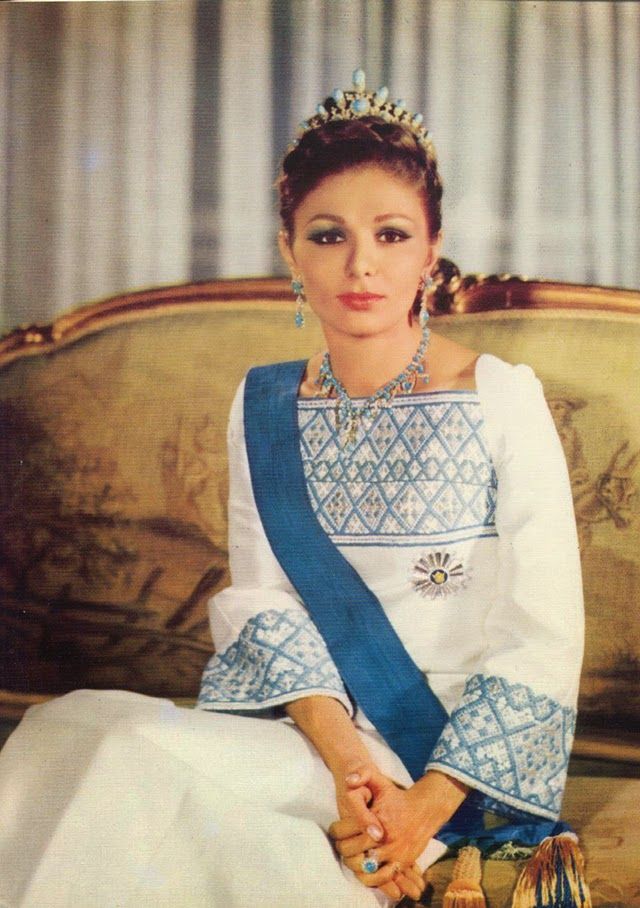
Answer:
[475,354,561,467]
[427,332,480,391]
[475,352,541,398]
[231,359,308,438]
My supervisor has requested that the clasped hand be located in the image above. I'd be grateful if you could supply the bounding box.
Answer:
[329,764,432,903]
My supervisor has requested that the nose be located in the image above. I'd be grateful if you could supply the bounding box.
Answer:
[346,235,378,278]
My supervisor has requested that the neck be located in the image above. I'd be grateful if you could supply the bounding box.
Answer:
[320,321,425,397]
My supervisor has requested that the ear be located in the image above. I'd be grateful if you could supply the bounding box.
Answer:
[423,231,443,275]
[278,229,297,276]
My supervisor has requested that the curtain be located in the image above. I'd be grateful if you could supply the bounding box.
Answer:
[1,1,195,328]
[1,0,639,330]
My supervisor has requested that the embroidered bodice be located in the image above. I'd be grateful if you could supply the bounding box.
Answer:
[297,392,498,545]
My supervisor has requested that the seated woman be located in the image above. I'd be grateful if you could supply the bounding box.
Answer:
[0,70,588,908]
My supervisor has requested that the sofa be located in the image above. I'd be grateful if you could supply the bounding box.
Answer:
[1,266,638,906]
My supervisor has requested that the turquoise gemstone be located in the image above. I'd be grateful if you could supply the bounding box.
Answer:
[352,68,366,90]
[375,86,389,104]
[332,89,344,103]
[351,97,370,114]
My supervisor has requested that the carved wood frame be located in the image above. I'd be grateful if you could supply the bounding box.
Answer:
[2,264,640,368]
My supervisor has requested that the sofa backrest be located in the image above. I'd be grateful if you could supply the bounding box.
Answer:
[1,274,639,757]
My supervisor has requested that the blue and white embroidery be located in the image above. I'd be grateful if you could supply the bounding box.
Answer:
[298,397,497,545]
[427,674,576,819]
[198,609,349,711]
[411,551,468,599]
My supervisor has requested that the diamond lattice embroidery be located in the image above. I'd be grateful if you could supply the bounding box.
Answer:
[298,398,498,540]
[198,609,347,707]
[428,674,576,816]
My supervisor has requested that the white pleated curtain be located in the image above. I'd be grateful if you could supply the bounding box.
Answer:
[1,0,639,330]
[1,1,196,328]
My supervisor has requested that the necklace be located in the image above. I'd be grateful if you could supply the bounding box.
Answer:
[315,320,430,450]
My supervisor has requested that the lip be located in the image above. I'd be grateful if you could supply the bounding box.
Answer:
[338,292,385,310]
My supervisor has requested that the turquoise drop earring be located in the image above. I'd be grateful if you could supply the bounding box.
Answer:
[292,278,305,328]
[420,274,434,328]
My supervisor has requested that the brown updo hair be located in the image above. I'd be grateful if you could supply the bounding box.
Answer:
[277,104,444,316]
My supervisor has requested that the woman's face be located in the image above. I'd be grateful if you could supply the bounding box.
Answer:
[279,165,440,341]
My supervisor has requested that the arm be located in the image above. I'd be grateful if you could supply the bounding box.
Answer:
[285,696,382,831]
[285,697,465,847]
[286,694,436,901]
[426,359,584,821]
[197,381,353,716]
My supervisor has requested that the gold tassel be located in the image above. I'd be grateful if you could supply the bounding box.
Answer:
[443,845,486,908]
[511,834,592,908]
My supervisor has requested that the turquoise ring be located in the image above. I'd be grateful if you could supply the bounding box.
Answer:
[361,852,379,874]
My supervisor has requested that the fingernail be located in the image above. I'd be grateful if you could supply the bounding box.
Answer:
[367,824,383,840]
[345,772,360,784]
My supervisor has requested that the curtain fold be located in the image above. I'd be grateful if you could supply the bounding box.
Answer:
[217,0,273,276]
[2,0,195,329]
[1,0,639,330]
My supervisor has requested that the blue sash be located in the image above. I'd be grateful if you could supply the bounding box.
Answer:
[244,360,448,781]
[243,360,569,849]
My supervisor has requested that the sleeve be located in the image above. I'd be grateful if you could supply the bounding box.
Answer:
[425,356,584,821]
[197,379,354,716]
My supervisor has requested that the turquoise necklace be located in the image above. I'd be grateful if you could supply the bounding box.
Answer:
[315,319,430,451]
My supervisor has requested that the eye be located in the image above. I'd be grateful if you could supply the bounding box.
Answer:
[378,227,410,243]
[307,229,345,245]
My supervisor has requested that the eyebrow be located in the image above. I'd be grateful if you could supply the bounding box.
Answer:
[304,213,415,227]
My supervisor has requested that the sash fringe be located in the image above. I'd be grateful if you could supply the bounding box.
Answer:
[510,834,592,908]
[443,845,487,908]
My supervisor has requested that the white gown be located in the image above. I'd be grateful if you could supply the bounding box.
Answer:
[0,354,584,907]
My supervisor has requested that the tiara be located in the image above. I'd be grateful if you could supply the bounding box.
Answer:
[289,68,433,156]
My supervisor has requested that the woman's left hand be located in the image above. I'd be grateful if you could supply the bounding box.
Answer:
[329,767,468,899]
[330,812,427,902]
[330,777,433,876]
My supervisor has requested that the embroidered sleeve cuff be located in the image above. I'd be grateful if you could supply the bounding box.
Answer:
[197,608,354,716]
[426,674,576,820]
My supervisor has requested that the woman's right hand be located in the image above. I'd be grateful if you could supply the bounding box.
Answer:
[331,766,426,903]
[332,760,384,841]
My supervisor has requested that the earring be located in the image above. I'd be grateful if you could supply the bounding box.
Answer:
[419,274,434,329]
[292,277,305,328]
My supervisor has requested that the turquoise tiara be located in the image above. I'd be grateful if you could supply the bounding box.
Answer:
[288,67,434,157]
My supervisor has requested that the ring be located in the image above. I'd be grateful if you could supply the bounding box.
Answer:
[360,851,379,874]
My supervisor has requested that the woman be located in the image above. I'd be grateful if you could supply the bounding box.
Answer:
[0,71,587,908]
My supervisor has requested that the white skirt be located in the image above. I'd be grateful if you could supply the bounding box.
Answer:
[0,690,446,908]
